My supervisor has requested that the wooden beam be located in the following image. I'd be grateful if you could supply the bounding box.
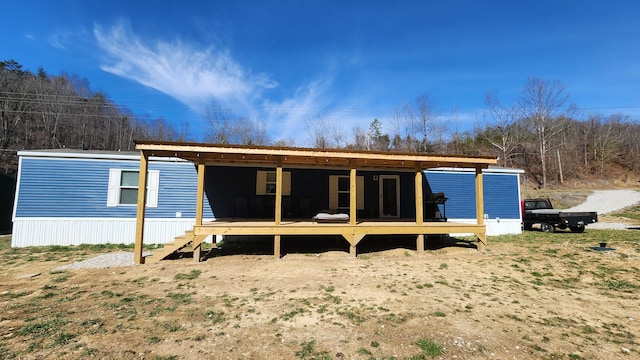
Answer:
[349,166,356,226]
[135,141,498,169]
[193,162,206,262]
[415,165,425,253]
[416,234,425,253]
[195,162,205,226]
[274,235,281,259]
[475,166,486,251]
[275,160,283,226]
[415,166,424,225]
[134,152,149,264]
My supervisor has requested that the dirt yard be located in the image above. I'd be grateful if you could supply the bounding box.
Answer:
[1,231,639,360]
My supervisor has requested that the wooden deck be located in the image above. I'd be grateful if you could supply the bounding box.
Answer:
[133,142,497,264]
[195,219,485,258]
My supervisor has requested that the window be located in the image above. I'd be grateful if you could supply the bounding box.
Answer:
[329,175,364,209]
[256,170,291,195]
[337,177,350,208]
[107,169,159,207]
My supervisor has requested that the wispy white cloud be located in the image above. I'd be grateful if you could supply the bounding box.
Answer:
[261,77,336,143]
[261,76,384,146]
[93,19,277,112]
[48,31,73,49]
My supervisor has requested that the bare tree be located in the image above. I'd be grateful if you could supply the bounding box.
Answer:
[519,77,575,187]
[483,92,526,166]
[305,114,342,149]
[413,94,439,152]
[390,105,415,152]
[203,102,235,144]
[349,124,368,150]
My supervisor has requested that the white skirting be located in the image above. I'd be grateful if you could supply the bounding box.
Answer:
[446,218,522,237]
[11,218,213,247]
[11,217,521,247]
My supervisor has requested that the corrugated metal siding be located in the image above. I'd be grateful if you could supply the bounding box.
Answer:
[11,218,210,247]
[14,157,213,219]
[425,171,520,220]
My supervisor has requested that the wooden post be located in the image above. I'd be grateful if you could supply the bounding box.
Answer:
[193,161,205,262]
[415,165,424,226]
[275,160,283,226]
[134,151,148,265]
[274,235,281,259]
[349,166,357,226]
[274,160,283,259]
[415,164,425,252]
[475,166,486,252]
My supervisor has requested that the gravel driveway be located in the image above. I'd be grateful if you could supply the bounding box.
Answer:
[566,189,640,229]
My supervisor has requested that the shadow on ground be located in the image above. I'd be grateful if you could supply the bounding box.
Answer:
[162,235,477,261]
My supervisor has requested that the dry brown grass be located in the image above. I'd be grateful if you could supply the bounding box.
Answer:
[1,231,639,359]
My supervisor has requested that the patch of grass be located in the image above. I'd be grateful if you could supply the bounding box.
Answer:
[16,317,69,338]
[432,311,446,317]
[174,269,202,280]
[583,325,597,334]
[384,313,407,323]
[294,340,331,360]
[605,279,638,292]
[166,292,193,304]
[0,291,31,299]
[52,332,76,347]
[609,205,640,221]
[416,338,443,357]
[281,308,305,321]
[52,275,69,283]
[162,321,182,332]
[148,336,161,344]
[156,356,177,360]
[206,310,225,323]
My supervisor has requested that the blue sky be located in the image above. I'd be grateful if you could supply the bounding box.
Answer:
[3,0,640,145]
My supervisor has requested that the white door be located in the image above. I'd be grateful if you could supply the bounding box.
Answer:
[379,175,400,218]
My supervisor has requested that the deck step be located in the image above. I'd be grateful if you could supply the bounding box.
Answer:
[145,229,201,263]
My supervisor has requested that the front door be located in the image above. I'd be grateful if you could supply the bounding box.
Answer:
[379,175,400,218]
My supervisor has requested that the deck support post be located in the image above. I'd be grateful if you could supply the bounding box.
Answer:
[134,151,149,265]
[274,235,281,259]
[415,164,424,252]
[349,165,357,226]
[343,233,364,258]
[275,159,283,226]
[416,234,425,252]
[193,162,205,262]
[475,166,486,252]
[274,159,283,260]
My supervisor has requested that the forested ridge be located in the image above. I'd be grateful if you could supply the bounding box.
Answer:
[2,59,639,188]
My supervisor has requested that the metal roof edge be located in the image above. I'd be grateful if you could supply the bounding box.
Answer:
[17,149,186,162]
[426,166,525,174]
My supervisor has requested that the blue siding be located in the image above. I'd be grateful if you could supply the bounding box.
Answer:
[425,171,520,219]
[15,157,213,219]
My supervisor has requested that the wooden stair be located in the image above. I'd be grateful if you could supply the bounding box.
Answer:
[145,230,209,263]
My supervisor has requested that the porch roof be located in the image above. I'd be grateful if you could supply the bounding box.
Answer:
[135,140,497,170]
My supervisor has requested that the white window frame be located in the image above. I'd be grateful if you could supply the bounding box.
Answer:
[329,175,364,210]
[256,170,291,195]
[107,169,159,207]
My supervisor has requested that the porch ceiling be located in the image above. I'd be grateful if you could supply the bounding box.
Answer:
[135,140,497,170]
